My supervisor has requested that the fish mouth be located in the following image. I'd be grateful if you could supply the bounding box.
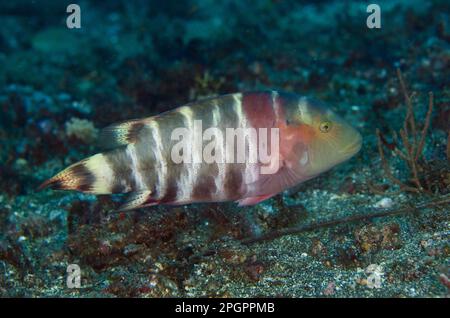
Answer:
[340,134,362,156]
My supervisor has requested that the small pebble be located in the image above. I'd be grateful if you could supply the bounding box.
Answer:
[374,198,393,209]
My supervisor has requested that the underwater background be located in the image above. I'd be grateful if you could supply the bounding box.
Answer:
[0,0,449,297]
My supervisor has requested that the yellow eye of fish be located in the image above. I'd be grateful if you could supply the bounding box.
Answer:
[319,121,332,133]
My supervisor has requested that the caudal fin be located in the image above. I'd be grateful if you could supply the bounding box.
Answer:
[38,153,114,194]
[39,117,154,196]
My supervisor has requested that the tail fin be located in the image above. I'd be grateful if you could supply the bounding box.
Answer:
[39,117,153,195]
[38,153,114,194]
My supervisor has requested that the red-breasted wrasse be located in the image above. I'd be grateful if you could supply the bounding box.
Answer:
[39,91,362,211]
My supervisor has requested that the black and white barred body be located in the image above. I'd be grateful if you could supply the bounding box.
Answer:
[106,93,251,208]
[40,91,362,211]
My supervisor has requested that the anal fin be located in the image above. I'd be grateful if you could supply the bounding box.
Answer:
[117,190,157,211]
[236,194,275,206]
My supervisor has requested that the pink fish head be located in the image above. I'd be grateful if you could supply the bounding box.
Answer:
[282,96,362,177]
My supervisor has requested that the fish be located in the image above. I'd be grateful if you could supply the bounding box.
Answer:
[39,91,362,211]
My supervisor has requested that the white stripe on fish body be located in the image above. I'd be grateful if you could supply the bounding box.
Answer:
[232,93,245,128]
[224,93,244,163]
[173,106,193,203]
[175,162,203,203]
[210,103,227,200]
[271,90,282,122]
[126,144,146,190]
[177,106,195,130]
[84,153,115,194]
[147,119,167,198]
[218,94,245,199]
[211,103,221,128]
[297,96,312,125]
[177,105,203,164]
[243,163,260,187]
[176,168,190,202]
[176,106,200,200]
[230,92,260,191]
[243,129,259,187]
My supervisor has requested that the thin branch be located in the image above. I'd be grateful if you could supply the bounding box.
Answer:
[415,92,434,161]
[372,70,434,195]
[376,129,419,192]
[399,128,414,165]
[241,195,450,245]
[367,182,403,196]
[393,147,409,161]
[397,68,417,139]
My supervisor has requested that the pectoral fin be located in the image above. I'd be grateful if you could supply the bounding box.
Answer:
[245,162,304,197]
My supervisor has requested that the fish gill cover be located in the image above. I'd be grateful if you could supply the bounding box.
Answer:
[0,0,449,298]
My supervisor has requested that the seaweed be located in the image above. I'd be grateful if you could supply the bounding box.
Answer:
[367,68,450,196]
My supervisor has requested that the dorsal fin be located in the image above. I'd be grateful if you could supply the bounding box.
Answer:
[98,118,150,149]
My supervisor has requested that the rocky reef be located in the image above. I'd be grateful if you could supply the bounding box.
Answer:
[0,0,449,297]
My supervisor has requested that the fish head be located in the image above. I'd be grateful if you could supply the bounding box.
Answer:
[286,96,362,177]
